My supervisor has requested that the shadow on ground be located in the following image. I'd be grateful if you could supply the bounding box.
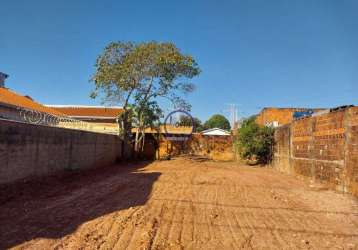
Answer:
[0,161,160,249]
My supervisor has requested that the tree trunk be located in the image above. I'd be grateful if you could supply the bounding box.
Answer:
[141,131,146,153]
[134,129,140,157]
[120,111,129,159]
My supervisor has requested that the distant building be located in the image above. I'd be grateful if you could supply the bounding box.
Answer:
[201,128,231,136]
[255,107,323,127]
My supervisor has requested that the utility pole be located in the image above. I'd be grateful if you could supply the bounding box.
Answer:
[224,104,238,129]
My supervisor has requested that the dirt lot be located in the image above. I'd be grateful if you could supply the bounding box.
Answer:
[1,158,357,249]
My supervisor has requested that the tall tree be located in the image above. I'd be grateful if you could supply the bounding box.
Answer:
[204,114,231,131]
[91,41,200,154]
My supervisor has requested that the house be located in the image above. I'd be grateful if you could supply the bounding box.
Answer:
[45,105,123,123]
[201,128,231,136]
[0,74,65,122]
[255,107,324,127]
[0,74,115,133]
[45,105,124,134]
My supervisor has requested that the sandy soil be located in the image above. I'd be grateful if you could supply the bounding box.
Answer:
[1,158,357,249]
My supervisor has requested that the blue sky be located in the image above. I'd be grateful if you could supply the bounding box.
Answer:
[1,0,357,121]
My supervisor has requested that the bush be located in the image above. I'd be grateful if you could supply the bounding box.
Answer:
[237,116,275,164]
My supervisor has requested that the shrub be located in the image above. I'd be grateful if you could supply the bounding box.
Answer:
[237,116,275,164]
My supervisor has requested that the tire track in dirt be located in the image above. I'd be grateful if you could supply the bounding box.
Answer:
[220,186,241,249]
[2,158,357,250]
[114,182,168,249]
[179,184,195,246]
[149,184,185,248]
[166,183,186,248]
[134,166,191,249]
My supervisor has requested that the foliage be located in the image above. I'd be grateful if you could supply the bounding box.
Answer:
[178,115,204,132]
[128,101,163,152]
[237,116,275,164]
[91,41,200,154]
[204,114,231,131]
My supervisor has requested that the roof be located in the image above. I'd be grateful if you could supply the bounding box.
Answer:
[201,128,231,136]
[0,88,65,116]
[45,105,123,118]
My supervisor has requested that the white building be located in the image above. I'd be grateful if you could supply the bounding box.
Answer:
[201,128,231,136]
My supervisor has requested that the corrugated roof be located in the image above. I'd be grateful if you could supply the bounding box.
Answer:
[201,128,231,135]
[0,88,65,116]
[46,105,123,118]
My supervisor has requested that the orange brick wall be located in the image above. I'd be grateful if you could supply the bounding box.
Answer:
[157,134,234,161]
[256,108,295,126]
[256,108,322,127]
[272,125,291,173]
[272,107,358,196]
[346,107,358,196]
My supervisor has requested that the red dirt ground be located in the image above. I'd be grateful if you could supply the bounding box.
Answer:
[1,158,357,249]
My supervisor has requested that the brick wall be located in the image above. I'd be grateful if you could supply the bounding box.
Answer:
[346,107,358,196]
[188,134,234,161]
[272,107,358,196]
[272,125,291,173]
[256,108,296,126]
[0,119,123,184]
[157,134,234,161]
[256,108,323,127]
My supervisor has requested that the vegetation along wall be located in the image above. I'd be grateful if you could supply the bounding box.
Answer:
[0,119,123,185]
[272,106,358,197]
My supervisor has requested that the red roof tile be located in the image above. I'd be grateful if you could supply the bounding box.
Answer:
[47,105,123,118]
[0,88,65,116]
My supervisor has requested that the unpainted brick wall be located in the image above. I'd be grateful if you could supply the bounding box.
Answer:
[188,134,234,161]
[0,119,122,184]
[272,107,358,196]
[158,134,234,161]
[272,125,291,173]
[256,108,296,126]
[256,108,323,127]
[346,107,358,196]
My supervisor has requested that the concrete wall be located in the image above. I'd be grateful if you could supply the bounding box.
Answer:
[272,107,358,196]
[0,119,122,184]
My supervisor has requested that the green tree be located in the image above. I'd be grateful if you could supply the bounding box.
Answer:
[204,114,231,131]
[237,116,275,164]
[91,41,200,154]
[128,101,162,153]
[178,115,204,132]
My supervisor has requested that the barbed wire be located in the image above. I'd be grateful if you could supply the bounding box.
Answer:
[13,107,117,134]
